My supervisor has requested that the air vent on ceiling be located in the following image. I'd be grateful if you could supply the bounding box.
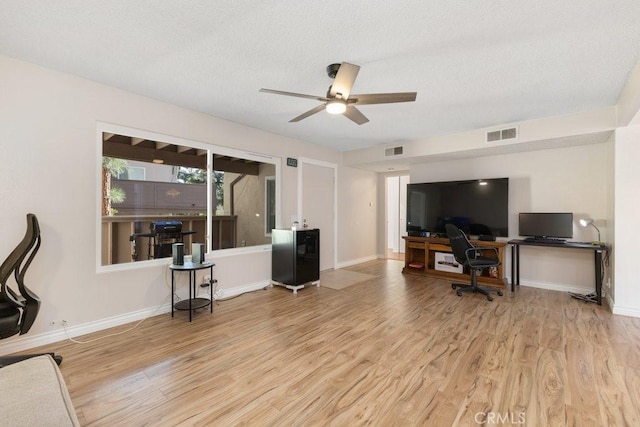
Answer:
[486,126,518,143]
[385,146,404,156]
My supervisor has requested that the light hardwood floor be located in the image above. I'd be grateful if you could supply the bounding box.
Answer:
[27,259,640,426]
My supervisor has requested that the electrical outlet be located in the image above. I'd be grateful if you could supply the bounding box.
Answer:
[49,320,68,327]
[606,278,611,289]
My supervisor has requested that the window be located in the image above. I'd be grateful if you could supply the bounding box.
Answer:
[99,126,279,267]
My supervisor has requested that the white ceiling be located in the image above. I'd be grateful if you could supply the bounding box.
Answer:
[1,1,639,152]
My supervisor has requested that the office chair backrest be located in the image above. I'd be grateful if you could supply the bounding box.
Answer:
[0,213,42,336]
[445,223,474,265]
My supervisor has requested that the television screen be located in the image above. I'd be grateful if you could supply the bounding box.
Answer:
[406,178,509,237]
[518,213,573,238]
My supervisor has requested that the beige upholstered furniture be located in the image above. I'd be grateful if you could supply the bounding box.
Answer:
[0,355,79,426]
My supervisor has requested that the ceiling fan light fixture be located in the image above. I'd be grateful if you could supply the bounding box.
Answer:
[326,100,347,115]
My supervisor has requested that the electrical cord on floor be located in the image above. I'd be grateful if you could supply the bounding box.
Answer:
[61,293,173,344]
[214,286,269,302]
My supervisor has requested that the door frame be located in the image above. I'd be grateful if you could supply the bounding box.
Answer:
[384,173,409,258]
[297,157,337,270]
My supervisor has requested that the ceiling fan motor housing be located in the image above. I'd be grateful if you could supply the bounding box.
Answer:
[326,63,341,79]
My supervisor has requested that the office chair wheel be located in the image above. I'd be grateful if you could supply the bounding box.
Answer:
[456,290,462,297]
[451,284,457,290]
[487,295,494,301]
[497,290,503,296]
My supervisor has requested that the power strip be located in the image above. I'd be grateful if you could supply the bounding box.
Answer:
[200,278,217,288]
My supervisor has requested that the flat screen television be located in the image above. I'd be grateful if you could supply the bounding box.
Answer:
[406,178,509,237]
[518,212,573,239]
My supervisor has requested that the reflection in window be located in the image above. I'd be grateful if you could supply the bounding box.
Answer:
[116,166,146,180]
[101,132,277,266]
[265,177,276,235]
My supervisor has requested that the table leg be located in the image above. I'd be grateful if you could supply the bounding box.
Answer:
[189,270,193,322]
[511,244,515,292]
[171,270,175,317]
[210,265,214,313]
[595,250,603,305]
[515,245,520,288]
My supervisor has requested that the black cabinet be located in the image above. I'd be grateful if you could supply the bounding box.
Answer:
[271,229,320,293]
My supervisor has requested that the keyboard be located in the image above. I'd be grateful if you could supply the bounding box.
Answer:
[524,237,566,244]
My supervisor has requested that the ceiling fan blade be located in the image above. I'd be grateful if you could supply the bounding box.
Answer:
[260,88,329,102]
[350,92,417,105]
[343,106,369,125]
[289,104,327,122]
[329,62,360,100]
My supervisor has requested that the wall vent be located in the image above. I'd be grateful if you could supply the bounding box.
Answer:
[385,146,404,156]
[486,126,518,142]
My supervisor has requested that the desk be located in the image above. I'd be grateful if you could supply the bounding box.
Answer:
[508,240,607,305]
[170,261,214,321]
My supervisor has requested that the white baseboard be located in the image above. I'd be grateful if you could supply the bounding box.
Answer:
[335,255,379,269]
[612,304,640,318]
[0,280,271,356]
[215,280,271,299]
[513,278,596,295]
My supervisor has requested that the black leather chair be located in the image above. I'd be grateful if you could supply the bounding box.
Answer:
[0,214,62,367]
[445,223,503,301]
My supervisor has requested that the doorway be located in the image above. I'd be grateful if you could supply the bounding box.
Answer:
[386,175,409,260]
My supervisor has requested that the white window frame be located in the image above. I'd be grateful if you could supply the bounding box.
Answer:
[96,122,281,273]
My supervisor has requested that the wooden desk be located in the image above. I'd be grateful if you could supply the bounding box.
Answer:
[508,240,607,305]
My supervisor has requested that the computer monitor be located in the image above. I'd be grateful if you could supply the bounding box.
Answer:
[518,213,573,239]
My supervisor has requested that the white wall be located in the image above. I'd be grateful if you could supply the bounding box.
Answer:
[613,125,640,316]
[409,143,611,293]
[0,55,378,353]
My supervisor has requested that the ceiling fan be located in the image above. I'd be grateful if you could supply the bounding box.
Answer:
[259,62,417,125]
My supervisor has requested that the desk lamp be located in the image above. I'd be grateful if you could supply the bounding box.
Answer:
[579,218,601,244]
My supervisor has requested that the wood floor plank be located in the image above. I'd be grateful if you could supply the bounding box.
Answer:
[532,348,567,426]
[592,337,640,426]
[564,338,601,425]
[12,259,640,426]
[454,375,504,426]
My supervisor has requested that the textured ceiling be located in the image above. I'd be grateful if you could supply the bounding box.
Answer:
[1,1,639,152]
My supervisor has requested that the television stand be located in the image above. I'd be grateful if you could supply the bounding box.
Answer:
[402,236,507,287]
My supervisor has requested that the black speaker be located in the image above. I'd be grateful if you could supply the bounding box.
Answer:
[478,235,496,241]
[172,243,184,265]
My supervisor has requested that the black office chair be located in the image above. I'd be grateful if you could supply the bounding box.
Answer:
[445,223,503,301]
[0,214,62,367]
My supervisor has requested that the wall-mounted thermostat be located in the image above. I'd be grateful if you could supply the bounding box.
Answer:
[286,157,298,167]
